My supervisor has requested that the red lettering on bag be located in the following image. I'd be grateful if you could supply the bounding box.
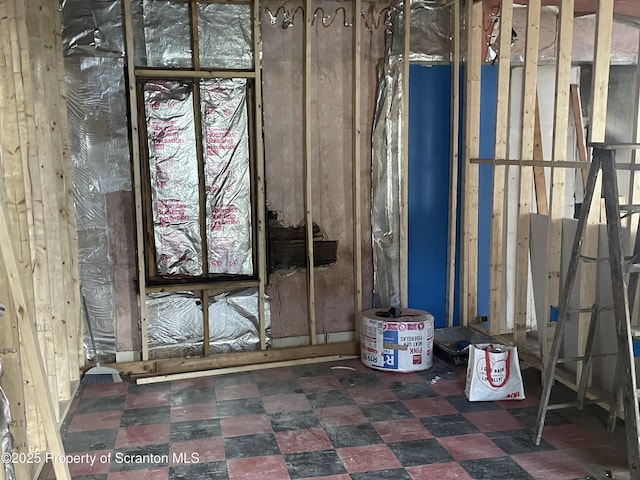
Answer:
[506,392,520,398]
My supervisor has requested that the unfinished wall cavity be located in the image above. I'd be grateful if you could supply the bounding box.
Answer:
[262,0,386,340]
[62,0,136,361]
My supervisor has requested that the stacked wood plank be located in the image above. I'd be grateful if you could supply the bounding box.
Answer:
[0,0,80,478]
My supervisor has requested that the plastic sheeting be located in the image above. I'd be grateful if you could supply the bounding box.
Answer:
[0,359,15,480]
[201,79,253,275]
[389,1,452,63]
[147,289,270,359]
[198,3,253,70]
[145,81,203,276]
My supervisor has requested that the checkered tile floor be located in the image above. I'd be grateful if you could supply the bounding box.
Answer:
[56,356,629,479]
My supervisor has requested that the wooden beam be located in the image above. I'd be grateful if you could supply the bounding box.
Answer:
[400,0,410,308]
[134,68,256,79]
[0,0,44,462]
[23,0,71,405]
[461,0,482,325]
[123,0,149,361]
[252,0,267,351]
[137,354,360,384]
[9,0,60,429]
[544,0,574,367]
[446,0,461,327]
[352,0,363,317]
[0,155,70,479]
[488,0,513,335]
[49,0,82,385]
[107,341,360,376]
[304,0,316,344]
[514,0,541,348]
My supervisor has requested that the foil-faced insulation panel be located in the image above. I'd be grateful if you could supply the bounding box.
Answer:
[390,1,452,63]
[144,81,203,276]
[147,289,270,359]
[142,0,193,68]
[201,79,254,275]
[61,0,124,57]
[198,3,253,70]
[65,55,130,358]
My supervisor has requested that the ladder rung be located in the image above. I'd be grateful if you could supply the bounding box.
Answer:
[557,353,618,364]
[579,255,606,263]
[618,204,640,213]
[625,264,640,274]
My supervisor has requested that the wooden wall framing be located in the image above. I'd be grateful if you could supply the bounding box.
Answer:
[465,0,627,392]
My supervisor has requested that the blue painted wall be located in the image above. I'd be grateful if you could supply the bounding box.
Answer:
[407,64,497,327]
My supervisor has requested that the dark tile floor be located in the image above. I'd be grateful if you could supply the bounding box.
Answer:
[53,356,631,479]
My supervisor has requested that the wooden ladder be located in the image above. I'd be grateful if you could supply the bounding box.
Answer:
[533,144,640,479]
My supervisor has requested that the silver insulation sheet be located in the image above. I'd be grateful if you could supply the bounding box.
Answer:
[147,289,270,359]
[371,53,403,309]
[61,0,124,57]
[65,56,130,358]
[0,360,15,480]
[143,0,193,68]
[144,81,203,276]
[198,3,253,70]
[201,79,253,275]
[390,1,451,63]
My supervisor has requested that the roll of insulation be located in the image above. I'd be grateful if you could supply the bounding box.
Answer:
[358,308,434,372]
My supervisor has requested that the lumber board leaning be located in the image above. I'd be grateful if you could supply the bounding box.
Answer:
[22,0,71,404]
[7,0,51,450]
[0,159,71,479]
[123,0,149,361]
[543,0,574,369]
[304,0,317,344]
[47,0,82,384]
[488,0,513,335]
[461,0,482,325]
[533,96,548,216]
[352,0,363,316]
[0,9,30,478]
[253,0,268,350]
[446,0,461,327]
[0,4,42,469]
[514,0,541,348]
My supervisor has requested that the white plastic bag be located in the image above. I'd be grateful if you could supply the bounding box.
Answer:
[465,343,525,401]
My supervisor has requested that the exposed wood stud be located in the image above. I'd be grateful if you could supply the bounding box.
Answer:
[533,96,548,216]
[400,0,410,308]
[304,0,317,344]
[123,0,149,361]
[353,0,363,318]
[544,0,574,368]
[514,0,541,349]
[253,0,267,351]
[488,0,513,335]
[446,0,461,327]
[461,0,482,325]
